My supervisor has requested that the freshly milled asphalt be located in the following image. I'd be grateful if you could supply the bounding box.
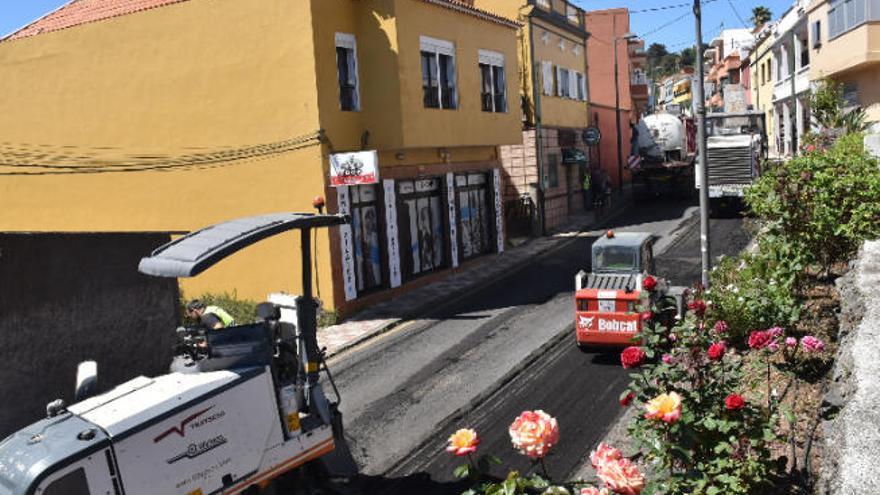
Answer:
[306,199,750,495]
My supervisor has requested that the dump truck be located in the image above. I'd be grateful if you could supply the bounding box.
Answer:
[696,111,768,213]
[574,231,684,348]
[0,212,347,495]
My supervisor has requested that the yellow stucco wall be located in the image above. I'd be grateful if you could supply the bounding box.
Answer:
[394,0,522,148]
[530,17,589,129]
[0,0,524,310]
[0,0,332,304]
[751,35,776,148]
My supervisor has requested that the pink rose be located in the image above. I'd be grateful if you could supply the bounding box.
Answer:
[714,320,729,333]
[669,333,677,342]
[801,335,825,353]
[768,342,779,352]
[662,354,673,364]
[590,442,622,469]
[767,326,784,338]
[595,457,646,495]
[785,337,798,348]
[508,410,559,459]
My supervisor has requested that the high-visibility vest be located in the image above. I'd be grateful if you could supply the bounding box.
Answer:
[204,305,235,328]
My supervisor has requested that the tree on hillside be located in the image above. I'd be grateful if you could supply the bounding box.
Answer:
[751,6,772,29]
[647,43,669,67]
[680,47,695,67]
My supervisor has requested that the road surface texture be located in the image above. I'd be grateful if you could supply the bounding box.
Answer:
[295,199,750,495]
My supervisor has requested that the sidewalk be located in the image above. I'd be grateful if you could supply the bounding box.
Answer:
[318,189,633,358]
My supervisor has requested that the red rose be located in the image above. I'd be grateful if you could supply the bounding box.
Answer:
[707,341,727,361]
[725,393,746,411]
[640,311,653,322]
[620,392,635,407]
[642,275,657,291]
[620,346,646,369]
[688,300,707,316]
[748,330,772,350]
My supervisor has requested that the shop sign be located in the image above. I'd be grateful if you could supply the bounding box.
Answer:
[330,150,379,187]
[582,126,601,146]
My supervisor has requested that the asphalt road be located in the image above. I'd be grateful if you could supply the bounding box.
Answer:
[301,199,750,495]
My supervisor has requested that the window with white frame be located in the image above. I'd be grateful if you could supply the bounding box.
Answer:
[556,66,571,98]
[542,61,554,96]
[535,0,550,9]
[335,33,360,111]
[479,50,507,113]
[421,36,457,109]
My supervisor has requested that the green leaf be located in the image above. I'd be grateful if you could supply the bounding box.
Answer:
[453,464,470,479]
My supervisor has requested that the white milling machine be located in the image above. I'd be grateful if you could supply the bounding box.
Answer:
[0,213,348,495]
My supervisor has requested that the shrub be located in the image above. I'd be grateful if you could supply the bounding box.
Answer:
[623,291,779,494]
[180,291,338,328]
[708,237,804,343]
[746,133,880,273]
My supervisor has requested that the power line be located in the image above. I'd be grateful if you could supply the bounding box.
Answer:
[726,0,749,27]
[629,0,720,14]
[0,131,323,176]
[640,11,691,37]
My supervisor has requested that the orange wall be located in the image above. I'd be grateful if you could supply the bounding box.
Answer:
[586,8,632,110]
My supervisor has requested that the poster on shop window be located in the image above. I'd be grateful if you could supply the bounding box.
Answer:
[329,150,379,186]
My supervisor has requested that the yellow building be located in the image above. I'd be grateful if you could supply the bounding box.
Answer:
[750,27,777,155]
[474,0,591,232]
[808,0,880,123]
[0,0,522,317]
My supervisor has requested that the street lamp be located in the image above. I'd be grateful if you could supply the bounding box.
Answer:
[613,29,638,193]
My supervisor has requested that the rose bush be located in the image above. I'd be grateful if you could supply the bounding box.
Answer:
[620,288,778,494]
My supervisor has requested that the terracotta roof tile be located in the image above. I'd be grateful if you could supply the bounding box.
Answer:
[3,0,191,41]
[420,0,519,29]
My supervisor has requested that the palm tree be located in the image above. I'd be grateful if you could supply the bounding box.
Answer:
[751,6,772,29]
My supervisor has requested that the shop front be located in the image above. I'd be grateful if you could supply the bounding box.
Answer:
[334,163,506,314]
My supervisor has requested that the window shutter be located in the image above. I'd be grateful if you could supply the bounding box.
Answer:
[542,61,553,96]
[568,70,577,99]
[580,73,588,101]
[556,66,564,96]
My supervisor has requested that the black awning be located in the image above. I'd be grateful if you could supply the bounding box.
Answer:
[562,147,588,165]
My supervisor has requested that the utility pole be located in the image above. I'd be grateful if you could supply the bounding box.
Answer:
[613,14,624,192]
[693,0,711,288]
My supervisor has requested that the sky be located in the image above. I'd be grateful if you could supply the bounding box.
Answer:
[2,0,794,49]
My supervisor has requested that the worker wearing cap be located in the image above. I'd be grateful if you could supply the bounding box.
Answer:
[186,300,235,330]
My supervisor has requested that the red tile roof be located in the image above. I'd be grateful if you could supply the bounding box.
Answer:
[3,0,191,41]
[3,0,518,43]
[419,0,519,29]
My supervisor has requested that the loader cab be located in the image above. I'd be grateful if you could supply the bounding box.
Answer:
[591,231,655,275]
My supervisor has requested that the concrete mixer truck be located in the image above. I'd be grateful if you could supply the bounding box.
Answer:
[630,113,695,199]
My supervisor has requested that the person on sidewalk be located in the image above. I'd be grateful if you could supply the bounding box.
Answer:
[186,299,235,330]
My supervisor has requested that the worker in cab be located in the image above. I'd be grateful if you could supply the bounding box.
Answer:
[186,299,235,330]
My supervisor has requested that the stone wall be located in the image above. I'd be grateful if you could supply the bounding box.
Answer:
[0,233,180,436]
[820,240,880,494]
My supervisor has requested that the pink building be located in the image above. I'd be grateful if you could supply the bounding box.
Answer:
[586,8,637,190]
